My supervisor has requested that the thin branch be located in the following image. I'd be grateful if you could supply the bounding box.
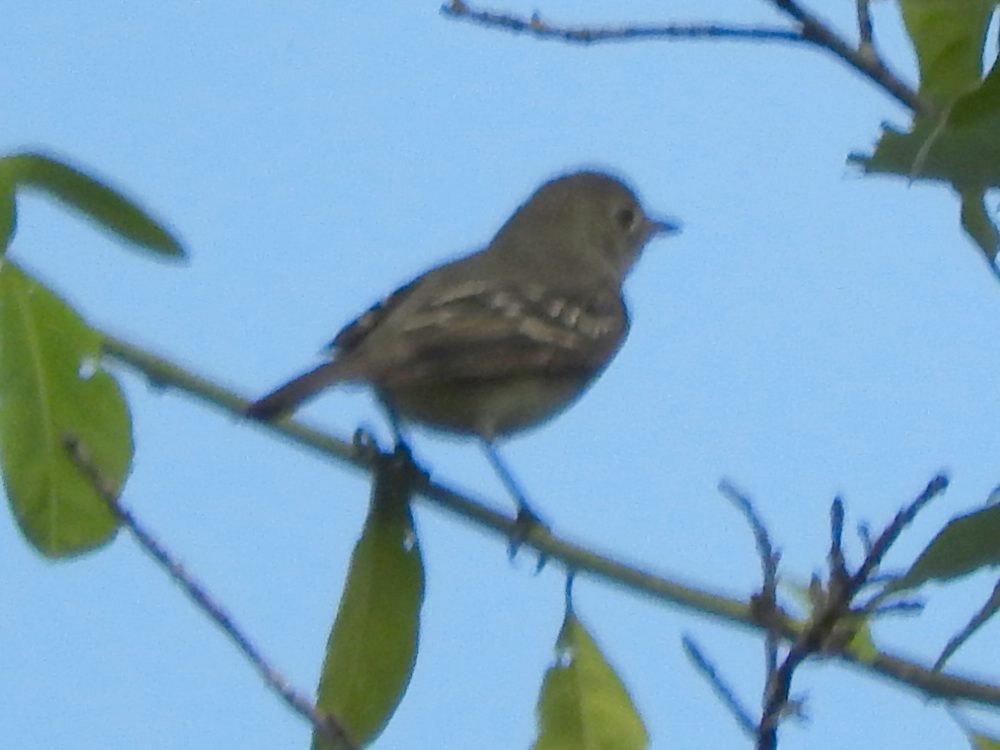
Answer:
[856,0,874,51]
[934,579,1000,672]
[718,480,780,588]
[442,0,929,115]
[99,331,1000,711]
[683,635,757,738]
[442,1,803,44]
[718,480,781,688]
[102,331,759,628]
[767,0,928,114]
[63,435,355,750]
[849,474,949,592]
[758,479,947,749]
[828,497,849,590]
[867,599,924,618]
[857,520,874,556]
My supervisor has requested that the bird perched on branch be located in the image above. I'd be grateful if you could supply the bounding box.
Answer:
[249,170,678,525]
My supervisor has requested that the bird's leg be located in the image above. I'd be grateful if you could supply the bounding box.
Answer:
[481,441,537,518]
[481,441,548,556]
[376,391,412,456]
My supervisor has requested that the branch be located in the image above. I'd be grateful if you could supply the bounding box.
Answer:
[856,0,874,53]
[683,635,757,738]
[718,480,781,689]
[767,0,928,114]
[850,474,948,591]
[100,331,1000,711]
[443,1,803,45]
[933,579,1000,672]
[757,478,949,749]
[102,332,758,628]
[441,0,929,115]
[62,435,354,750]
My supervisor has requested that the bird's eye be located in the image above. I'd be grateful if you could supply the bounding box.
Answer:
[615,207,637,231]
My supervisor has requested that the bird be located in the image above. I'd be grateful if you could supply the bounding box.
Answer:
[248,170,678,524]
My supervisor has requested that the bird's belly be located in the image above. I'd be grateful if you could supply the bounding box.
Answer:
[387,375,589,439]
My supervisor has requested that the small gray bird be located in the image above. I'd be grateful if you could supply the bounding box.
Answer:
[249,170,678,521]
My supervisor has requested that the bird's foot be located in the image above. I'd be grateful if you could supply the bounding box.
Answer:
[508,505,550,570]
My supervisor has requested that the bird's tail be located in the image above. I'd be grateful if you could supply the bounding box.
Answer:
[247,361,348,420]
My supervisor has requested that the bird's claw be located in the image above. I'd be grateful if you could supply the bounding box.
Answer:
[508,506,549,571]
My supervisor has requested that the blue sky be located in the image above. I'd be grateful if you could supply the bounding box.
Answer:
[3,2,1000,748]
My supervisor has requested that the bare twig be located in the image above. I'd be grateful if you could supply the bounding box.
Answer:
[719,480,781,687]
[856,0,874,52]
[683,636,757,738]
[768,0,927,113]
[868,599,924,617]
[443,1,803,44]
[934,579,1000,672]
[849,474,949,591]
[442,0,928,114]
[857,520,874,556]
[757,477,948,749]
[62,435,355,750]
[828,498,849,589]
[719,480,780,588]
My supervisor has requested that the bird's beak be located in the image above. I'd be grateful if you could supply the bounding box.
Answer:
[645,216,682,237]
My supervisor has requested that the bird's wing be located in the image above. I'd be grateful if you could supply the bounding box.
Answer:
[326,275,424,353]
[355,279,629,385]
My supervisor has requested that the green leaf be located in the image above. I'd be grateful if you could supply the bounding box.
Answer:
[960,188,1000,263]
[970,730,1000,749]
[851,112,1000,268]
[845,617,878,662]
[1,152,184,258]
[899,0,996,105]
[0,262,132,556]
[853,37,1000,187]
[0,163,15,253]
[313,452,424,750]
[897,503,1000,589]
[852,111,1000,188]
[849,17,1000,271]
[950,50,1000,129]
[856,3,1000,181]
[532,611,648,750]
